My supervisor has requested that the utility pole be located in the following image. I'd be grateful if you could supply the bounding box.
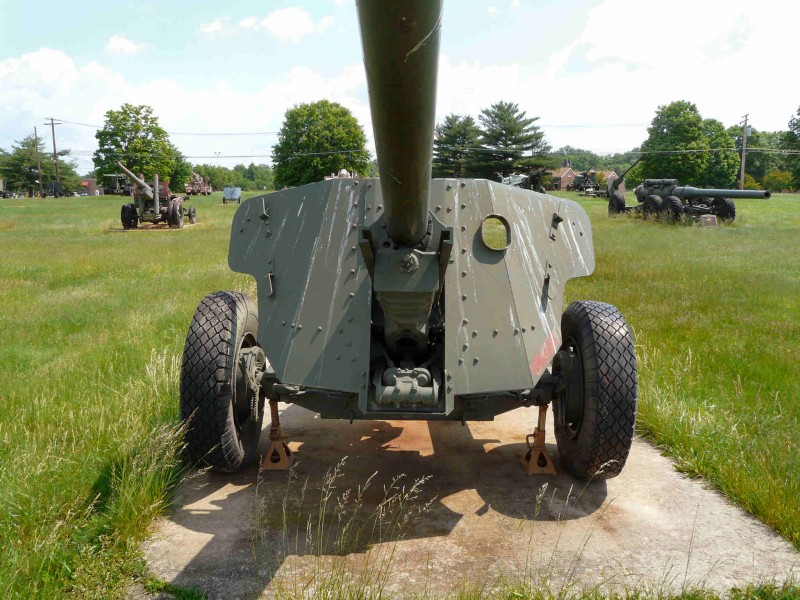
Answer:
[45,117,62,183]
[214,151,220,167]
[33,127,44,197]
[739,113,749,190]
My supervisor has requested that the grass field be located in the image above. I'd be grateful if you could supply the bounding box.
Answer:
[0,189,798,598]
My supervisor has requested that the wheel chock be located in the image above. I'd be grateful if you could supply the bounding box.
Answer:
[261,438,294,471]
[520,405,557,476]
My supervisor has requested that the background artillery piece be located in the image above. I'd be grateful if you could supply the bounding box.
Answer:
[116,161,196,229]
[179,0,638,481]
[185,171,213,196]
[608,160,771,222]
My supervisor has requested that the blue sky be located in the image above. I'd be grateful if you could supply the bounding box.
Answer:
[1,0,797,173]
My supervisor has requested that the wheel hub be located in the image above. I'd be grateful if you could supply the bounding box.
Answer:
[553,340,584,439]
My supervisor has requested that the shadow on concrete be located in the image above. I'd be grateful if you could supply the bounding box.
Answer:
[159,404,607,598]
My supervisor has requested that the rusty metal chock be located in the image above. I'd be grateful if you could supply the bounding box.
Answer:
[521,404,557,475]
[260,400,294,471]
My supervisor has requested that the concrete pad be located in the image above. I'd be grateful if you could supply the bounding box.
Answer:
[143,404,799,598]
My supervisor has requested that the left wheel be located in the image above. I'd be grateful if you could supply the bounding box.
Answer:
[180,291,265,472]
[552,301,638,480]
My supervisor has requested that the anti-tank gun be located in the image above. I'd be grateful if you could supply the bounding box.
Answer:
[179,0,638,481]
[116,161,196,229]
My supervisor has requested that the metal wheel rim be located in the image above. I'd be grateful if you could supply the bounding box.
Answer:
[559,337,585,439]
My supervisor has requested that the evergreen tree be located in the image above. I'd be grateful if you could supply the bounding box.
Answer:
[467,101,550,180]
[432,114,481,178]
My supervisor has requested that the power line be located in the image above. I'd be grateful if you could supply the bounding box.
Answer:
[50,117,279,136]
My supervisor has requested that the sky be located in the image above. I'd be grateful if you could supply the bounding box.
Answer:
[1,0,798,174]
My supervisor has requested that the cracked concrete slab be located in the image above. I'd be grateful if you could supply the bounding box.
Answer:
[142,404,798,598]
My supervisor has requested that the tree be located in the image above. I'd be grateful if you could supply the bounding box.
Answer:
[762,169,794,192]
[168,144,194,190]
[0,135,80,195]
[726,125,787,183]
[640,101,708,183]
[94,104,175,183]
[700,119,739,188]
[432,114,481,178]
[783,106,800,188]
[271,100,369,188]
[467,101,551,179]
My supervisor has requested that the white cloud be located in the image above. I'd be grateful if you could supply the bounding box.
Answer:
[436,0,799,153]
[238,7,333,43]
[510,0,520,8]
[197,17,235,40]
[0,47,368,173]
[487,6,499,17]
[103,34,143,56]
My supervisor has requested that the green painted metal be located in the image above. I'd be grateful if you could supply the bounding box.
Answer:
[226,1,598,421]
[357,0,442,246]
[635,179,771,201]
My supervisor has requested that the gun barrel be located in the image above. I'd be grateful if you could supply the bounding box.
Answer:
[357,0,442,246]
[115,161,154,199]
[674,186,771,200]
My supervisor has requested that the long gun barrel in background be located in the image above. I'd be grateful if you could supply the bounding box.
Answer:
[357,0,442,246]
[115,161,156,202]
[672,186,771,200]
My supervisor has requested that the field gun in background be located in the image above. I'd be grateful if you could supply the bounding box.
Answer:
[609,161,771,222]
[178,0,639,481]
[116,161,196,229]
[102,173,134,196]
[185,171,213,196]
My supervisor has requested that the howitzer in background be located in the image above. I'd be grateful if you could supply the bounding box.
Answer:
[179,0,638,481]
[116,161,196,229]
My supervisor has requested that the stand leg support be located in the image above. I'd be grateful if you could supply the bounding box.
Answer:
[260,400,294,471]
[521,404,557,476]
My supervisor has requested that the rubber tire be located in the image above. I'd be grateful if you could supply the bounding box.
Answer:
[180,291,264,472]
[127,203,138,228]
[642,195,663,220]
[553,301,638,480]
[662,196,684,221]
[712,197,736,222]
[121,204,130,229]
[608,192,626,215]
[172,200,184,229]
[166,201,176,227]
[188,205,197,225]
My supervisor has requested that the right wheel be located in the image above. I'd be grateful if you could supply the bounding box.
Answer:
[712,197,736,222]
[552,301,638,480]
[662,195,684,221]
[180,291,266,472]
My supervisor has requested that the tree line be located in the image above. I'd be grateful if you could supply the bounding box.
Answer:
[433,99,800,191]
[3,99,799,196]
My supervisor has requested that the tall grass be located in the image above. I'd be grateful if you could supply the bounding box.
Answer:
[0,191,798,596]
[0,193,252,597]
[559,192,800,548]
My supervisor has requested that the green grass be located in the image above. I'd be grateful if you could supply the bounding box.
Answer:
[556,191,800,548]
[0,189,798,597]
